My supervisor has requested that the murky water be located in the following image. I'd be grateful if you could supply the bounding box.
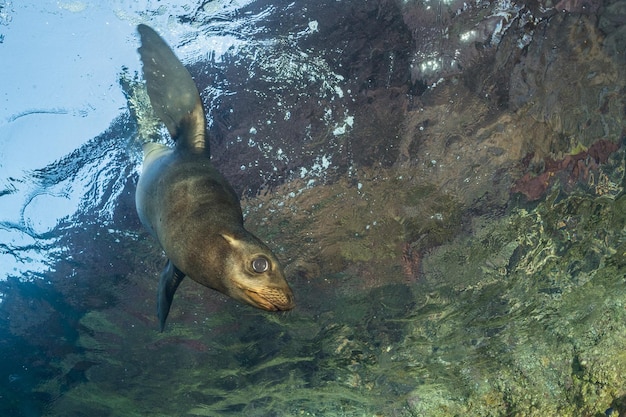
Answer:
[1,1,625,416]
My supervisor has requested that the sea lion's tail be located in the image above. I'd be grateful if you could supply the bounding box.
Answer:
[137,24,209,155]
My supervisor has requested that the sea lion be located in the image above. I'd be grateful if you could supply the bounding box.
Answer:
[135,24,295,331]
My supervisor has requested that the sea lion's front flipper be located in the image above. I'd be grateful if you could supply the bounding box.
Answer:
[157,261,186,331]
[137,24,208,155]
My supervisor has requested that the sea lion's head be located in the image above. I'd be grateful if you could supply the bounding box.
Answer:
[219,233,295,311]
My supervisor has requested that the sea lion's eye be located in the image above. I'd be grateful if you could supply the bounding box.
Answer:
[252,256,269,273]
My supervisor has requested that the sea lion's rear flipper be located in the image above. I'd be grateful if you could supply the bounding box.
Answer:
[157,261,186,332]
[137,24,209,155]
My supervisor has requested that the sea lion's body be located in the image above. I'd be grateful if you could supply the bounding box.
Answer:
[135,24,294,330]
[136,146,243,295]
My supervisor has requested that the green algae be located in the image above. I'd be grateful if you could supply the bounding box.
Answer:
[401,190,626,416]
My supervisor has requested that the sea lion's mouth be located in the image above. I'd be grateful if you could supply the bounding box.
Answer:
[244,290,278,310]
[244,289,294,311]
